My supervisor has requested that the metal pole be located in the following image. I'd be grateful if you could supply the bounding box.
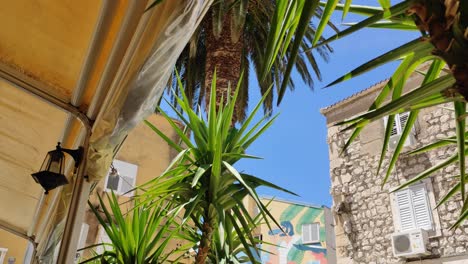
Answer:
[56,130,91,264]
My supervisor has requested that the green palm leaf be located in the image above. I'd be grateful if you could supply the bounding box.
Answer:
[325,37,433,88]
[318,0,415,46]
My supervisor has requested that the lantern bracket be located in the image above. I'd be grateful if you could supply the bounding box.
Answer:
[59,144,84,168]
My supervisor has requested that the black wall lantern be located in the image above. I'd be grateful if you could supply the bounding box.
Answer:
[31,142,84,194]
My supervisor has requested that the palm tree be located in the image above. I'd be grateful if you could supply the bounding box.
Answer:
[300,0,468,225]
[170,0,333,122]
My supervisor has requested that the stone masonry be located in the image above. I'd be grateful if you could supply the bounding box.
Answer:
[322,78,468,263]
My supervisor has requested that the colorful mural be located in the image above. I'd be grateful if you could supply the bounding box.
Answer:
[259,200,329,264]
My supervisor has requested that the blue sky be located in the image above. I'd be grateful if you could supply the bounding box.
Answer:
[236,6,418,207]
[159,2,419,207]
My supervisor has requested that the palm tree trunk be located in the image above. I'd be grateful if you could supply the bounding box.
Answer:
[410,0,468,98]
[204,8,244,122]
[194,8,245,264]
[195,214,214,264]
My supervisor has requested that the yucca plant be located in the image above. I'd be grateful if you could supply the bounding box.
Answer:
[294,1,468,226]
[79,192,196,263]
[142,72,296,263]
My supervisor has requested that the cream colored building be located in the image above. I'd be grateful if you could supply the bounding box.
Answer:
[0,114,189,262]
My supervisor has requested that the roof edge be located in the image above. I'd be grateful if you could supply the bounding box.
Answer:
[320,79,388,116]
[259,195,328,209]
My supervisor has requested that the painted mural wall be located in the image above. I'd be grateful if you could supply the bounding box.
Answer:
[260,199,328,264]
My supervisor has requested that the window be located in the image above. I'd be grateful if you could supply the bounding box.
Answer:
[302,223,320,244]
[384,112,414,147]
[393,184,433,231]
[254,234,263,245]
[251,235,263,261]
[104,160,138,196]
[96,226,113,254]
[0,248,7,264]
[75,223,89,263]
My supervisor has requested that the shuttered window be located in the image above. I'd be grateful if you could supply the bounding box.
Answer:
[75,223,89,263]
[302,223,320,244]
[387,112,410,136]
[104,160,138,197]
[394,184,433,231]
[384,112,413,147]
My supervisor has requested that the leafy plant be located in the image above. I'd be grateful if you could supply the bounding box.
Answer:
[143,72,296,263]
[79,192,195,263]
[301,1,468,226]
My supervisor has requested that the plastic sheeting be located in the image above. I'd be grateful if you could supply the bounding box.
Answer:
[36,1,212,262]
[87,0,212,182]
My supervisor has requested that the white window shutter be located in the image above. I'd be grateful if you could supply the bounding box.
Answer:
[410,184,433,230]
[395,189,416,231]
[77,223,89,250]
[394,184,433,232]
[302,223,320,244]
[105,160,138,196]
[310,223,320,242]
[384,112,415,148]
[384,112,411,136]
[97,227,113,254]
[302,224,311,243]
[383,116,399,136]
[398,112,410,132]
[390,117,399,136]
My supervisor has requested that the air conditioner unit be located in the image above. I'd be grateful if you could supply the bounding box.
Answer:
[391,229,429,258]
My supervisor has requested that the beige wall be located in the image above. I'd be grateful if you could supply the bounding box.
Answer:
[0,113,186,263]
[83,113,194,262]
[0,229,28,263]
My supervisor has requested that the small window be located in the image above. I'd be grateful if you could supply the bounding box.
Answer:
[75,223,89,263]
[0,248,8,264]
[302,223,320,244]
[104,160,138,196]
[384,112,414,147]
[393,183,433,231]
[251,235,263,262]
[254,234,263,245]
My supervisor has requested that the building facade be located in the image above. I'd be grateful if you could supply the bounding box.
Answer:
[80,113,192,262]
[321,76,468,263]
[255,197,336,264]
[0,114,184,263]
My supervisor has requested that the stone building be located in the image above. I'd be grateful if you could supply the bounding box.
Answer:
[321,74,468,263]
[251,197,336,264]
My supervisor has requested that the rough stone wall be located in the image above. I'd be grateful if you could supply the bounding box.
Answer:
[327,104,468,264]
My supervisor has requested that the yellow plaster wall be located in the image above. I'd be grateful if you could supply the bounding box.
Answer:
[0,0,102,97]
[0,229,28,263]
[83,114,193,262]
